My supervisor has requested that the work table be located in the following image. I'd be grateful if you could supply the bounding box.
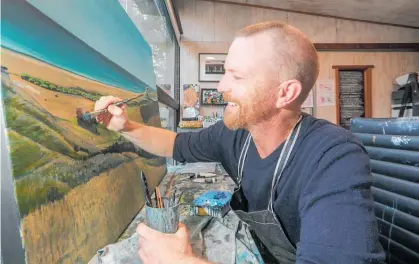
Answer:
[88,162,250,264]
[119,162,235,241]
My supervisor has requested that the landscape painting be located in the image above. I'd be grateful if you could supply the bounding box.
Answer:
[1,0,166,263]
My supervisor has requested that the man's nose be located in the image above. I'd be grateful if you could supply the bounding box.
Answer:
[217,75,229,93]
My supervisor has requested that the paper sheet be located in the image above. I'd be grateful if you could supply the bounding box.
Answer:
[302,90,314,108]
[316,79,336,107]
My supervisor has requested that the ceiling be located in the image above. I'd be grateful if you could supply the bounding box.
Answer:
[204,0,419,29]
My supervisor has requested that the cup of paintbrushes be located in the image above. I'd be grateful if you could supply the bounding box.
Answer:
[145,196,181,234]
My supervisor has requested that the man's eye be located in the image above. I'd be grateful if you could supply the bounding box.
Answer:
[233,75,242,80]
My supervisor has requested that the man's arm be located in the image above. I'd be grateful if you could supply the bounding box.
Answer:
[172,121,225,163]
[121,120,176,157]
[122,119,225,163]
[95,96,225,162]
[297,141,386,264]
[94,96,177,157]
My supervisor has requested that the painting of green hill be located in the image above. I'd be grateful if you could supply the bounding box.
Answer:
[3,78,163,217]
[1,47,167,263]
[7,129,59,178]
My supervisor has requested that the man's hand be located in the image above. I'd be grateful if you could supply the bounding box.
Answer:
[136,222,195,264]
[94,96,128,132]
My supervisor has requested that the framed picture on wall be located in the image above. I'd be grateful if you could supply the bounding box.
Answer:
[198,53,226,82]
[200,88,227,105]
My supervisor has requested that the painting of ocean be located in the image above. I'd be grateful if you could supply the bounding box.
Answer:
[1,0,166,263]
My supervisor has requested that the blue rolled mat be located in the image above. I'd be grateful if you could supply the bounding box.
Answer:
[354,133,419,151]
[372,173,419,200]
[371,187,419,218]
[351,117,419,136]
[370,160,419,183]
[366,146,419,166]
[350,117,419,263]
[376,218,419,254]
[378,235,419,264]
[374,202,419,239]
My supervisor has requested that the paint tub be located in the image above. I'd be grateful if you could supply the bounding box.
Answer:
[145,197,181,234]
[189,191,232,218]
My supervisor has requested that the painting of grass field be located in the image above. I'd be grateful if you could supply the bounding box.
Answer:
[1,48,167,264]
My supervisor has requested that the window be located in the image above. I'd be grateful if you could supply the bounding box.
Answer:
[159,102,175,131]
[119,0,180,165]
[119,0,177,99]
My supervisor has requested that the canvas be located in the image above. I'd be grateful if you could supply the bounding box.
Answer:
[1,0,166,263]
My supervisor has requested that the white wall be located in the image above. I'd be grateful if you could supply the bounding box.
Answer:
[176,0,419,121]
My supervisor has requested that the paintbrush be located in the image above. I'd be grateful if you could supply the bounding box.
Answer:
[177,191,184,205]
[86,94,144,119]
[140,172,152,206]
[172,189,177,206]
[156,187,163,208]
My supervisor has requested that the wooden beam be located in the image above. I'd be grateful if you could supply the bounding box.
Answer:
[168,0,183,35]
[332,65,375,70]
[315,43,419,52]
[199,0,419,30]
[157,85,180,110]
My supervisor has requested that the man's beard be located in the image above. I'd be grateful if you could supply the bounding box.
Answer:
[222,91,277,130]
[223,102,246,130]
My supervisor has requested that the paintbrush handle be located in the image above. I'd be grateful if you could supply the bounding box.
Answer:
[88,94,144,117]
[156,188,163,208]
[172,189,177,206]
[141,172,152,206]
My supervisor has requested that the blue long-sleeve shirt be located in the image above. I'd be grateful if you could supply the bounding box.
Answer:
[173,113,386,263]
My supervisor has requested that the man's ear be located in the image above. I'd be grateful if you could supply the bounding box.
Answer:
[275,80,302,108]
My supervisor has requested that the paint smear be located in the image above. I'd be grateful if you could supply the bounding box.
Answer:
[391,136,411,146]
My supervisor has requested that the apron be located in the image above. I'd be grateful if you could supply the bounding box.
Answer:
[230,116,303,264]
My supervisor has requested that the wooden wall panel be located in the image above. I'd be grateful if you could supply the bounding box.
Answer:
[213,3,231,41]
[232,0,419,28]
[176,0,196,41]
[251,6,287,23]
[317,52,419,122]
[181,42,419,122]
[177,0,419,43]
[287,13,337,42]
[195,0,215,41]
[176,0,419,122]
[336,20,419,43]
[180,41,231,117]
[224,4,253,40]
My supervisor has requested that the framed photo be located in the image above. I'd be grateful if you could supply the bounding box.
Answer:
[198,53,226,82]
[200,88,227,106]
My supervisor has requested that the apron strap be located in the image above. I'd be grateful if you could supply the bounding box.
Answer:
[237,133,252,184]
[268,116,302,213]
[236,115,303,212]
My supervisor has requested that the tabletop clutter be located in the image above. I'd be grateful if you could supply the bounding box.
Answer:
[89,163,260,264]
[178,162,232,218]
[140,166,233,234]
[189,190,232,218]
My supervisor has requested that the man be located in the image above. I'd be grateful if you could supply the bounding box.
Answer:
[95,21,385,264]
